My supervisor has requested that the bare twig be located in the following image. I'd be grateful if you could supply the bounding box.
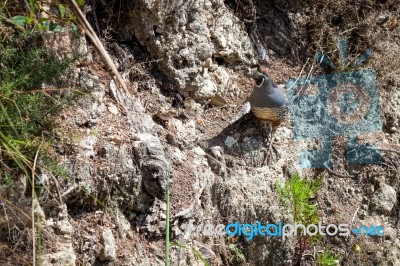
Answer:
[288,57,309,93]
[9,87,85,95]
[48,174,64,206]
[31,143,42,266]
[379,148,400,155]
[1,202,11,241]
[288,58,317,103]
[0,242,32,266]
[325,167,354,178]
[0,195,31,221]
[351,206,359,225]
[324,162,354,178]
[65,0,130,98]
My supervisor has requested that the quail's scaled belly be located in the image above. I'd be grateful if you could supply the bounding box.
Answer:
[250,88,288,125]
[251,106,283,122]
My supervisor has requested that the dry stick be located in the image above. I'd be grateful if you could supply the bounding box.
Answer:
[65,0,130,97]
[325,167,354,178]
[288,58,309,103]
[264,122,274,164]
[0,242,32,266]
[31,144,41,266]
[351,206,360,224]
[11,87,85,94]
[1,204,11,240]
[323,162,354,178]
[49,174,64,206]
[0,195,31,221]
[379,148,400,155]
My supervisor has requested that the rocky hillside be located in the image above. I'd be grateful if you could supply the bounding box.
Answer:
[0,0,399,265]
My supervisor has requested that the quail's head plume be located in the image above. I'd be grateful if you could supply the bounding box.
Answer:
[249,67,289,126]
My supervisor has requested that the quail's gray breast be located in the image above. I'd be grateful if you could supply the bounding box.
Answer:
[250,82,288,125]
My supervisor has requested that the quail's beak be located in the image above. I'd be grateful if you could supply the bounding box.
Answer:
[252,69,262,78]
[252,69,264,84]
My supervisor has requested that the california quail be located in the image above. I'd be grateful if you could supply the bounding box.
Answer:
[249,67,289,126]
[249,67,289,162]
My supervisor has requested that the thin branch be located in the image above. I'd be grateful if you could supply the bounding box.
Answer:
[65,0,130,98]
[31,142,42,266]
[9,87,84,95]
[0,195,31,221]
[379,148,400,155]
[0,242,32,266]
[325,167,354,178]
[351,206,360,225]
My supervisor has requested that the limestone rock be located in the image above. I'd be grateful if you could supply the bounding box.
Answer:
[41,243,76,266]
[118,0,256,99]
[99,228,116,261]
[133,133,172,199]
[371,183,397,214]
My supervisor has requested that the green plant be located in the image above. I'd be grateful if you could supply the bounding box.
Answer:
[2,171,13,187]
[171,242,210,266]
[276,172,323,264]
[228,243,246,263]
[317,249,339,266]
[75,0,86,7]
[0,4,81,263]
[1,0,78,32]
[276,172,322,225]
[43,157,72,183]
[0,26,75,178]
